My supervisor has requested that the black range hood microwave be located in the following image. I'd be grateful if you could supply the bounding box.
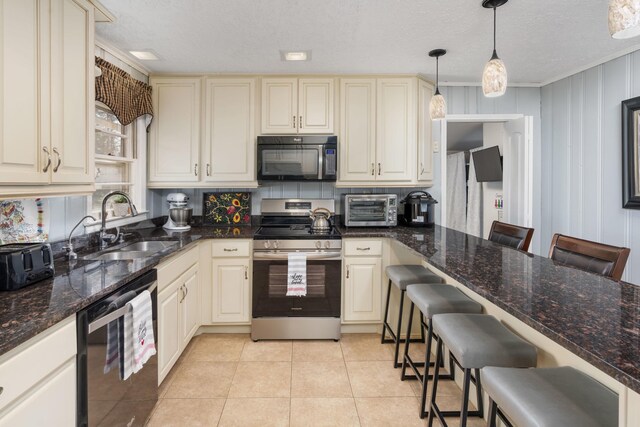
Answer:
[257,135,337,182]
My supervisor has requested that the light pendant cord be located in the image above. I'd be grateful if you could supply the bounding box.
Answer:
[435,56,440,94]
[491,7,499,60]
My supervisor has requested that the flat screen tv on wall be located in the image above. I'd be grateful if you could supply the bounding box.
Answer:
[472,146,503,182]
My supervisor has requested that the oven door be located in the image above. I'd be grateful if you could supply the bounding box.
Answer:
[252,251,341,317]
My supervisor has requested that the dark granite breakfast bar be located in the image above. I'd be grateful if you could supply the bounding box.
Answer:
[1,222,639,397]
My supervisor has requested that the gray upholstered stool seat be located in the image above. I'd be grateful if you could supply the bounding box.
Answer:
[432,313,537,369]
[482,366,618,427]
[406,284,483,319]
[401,284,483,419]
[427,314,537,427]
[381,264,444,368]
[385,264,443,291]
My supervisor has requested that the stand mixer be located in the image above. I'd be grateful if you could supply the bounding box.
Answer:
[163,193,193,231]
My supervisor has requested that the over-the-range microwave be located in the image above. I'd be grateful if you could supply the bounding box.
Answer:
[343,194,398,227]
[257,135,337,182]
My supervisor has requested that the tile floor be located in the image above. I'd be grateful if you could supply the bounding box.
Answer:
[148,333,486,427]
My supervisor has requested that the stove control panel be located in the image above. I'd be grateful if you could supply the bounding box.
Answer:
[262,240,281,249]
[255,239,342,251]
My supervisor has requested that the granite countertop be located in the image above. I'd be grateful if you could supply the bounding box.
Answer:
[0,223,257,358]
[338,224,640,393]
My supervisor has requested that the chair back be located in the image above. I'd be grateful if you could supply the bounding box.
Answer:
[488,221,535,252]
[548,234,630,281]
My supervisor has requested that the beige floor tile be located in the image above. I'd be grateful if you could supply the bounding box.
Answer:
[346,361,415,398]
[240,340,293,361]
[147,398,225,427]
[293,340,344,361]
[340,334,394,361]
[188,334,248,362]
[218,398,290,427]
[228,361,291,397]
[291,361,352,398]
[355,397,427,427]
[164,361,237,398]
[290,398,360,427]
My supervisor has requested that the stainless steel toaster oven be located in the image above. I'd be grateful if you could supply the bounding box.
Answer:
[343,194,397,227]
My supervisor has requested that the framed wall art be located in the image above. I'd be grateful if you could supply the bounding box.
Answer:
[622,96,640,209]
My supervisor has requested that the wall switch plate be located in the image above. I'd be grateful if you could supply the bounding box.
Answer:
[433,141,440,153]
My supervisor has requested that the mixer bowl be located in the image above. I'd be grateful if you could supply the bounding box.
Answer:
[169,207,193,226]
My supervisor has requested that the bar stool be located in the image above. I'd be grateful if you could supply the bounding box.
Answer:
[401,283,483,418]
[549,233,630,281]
[428,314,537,427]
[488,220,535,251]
[482,366,618,427]
[382,265,445,368]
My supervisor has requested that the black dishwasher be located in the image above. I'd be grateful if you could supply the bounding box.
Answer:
[76,269,158,427]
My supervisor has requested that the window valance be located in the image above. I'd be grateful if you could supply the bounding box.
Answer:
[95,57,153,126]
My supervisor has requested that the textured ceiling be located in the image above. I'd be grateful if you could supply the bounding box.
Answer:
[96,0,640,84]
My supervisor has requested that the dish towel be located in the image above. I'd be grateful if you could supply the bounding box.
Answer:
[122,290,156,380]
[287,252,307,296]
[104,291,136,375]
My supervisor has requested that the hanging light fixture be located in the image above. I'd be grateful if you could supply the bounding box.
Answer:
[428,49,447,120]
[482,0,508,98]
[609,0,640,39]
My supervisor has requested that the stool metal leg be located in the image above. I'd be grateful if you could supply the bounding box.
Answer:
[474,368,484,417]
[392,289,406,367]
[381,279,393,344]
[427,338,443,426]
[460,368,472,427]
[488,398,498,427]
[400,302,415,380]
[419,318,434,418]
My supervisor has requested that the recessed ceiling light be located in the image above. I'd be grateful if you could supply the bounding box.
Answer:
[129,50,160,60]
[280,50,311,61]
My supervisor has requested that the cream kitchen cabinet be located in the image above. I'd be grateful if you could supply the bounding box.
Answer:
[149,77,201,184]
[156,246,200,383]
[0,317,76,426]
[210,240,252,324]
[0,0,95,197]
[338,77,418,186]
[342,240,383,323]
[417,79,435,184]
[203,78,256,183]
[261,77,334,134]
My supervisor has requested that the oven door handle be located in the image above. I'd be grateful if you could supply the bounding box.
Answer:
[88,282,157,333]
[253,252,342,261]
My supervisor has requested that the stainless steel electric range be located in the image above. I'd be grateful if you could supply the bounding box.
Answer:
[251,199,342,341]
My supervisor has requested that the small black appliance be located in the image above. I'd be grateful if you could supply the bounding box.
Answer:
[0,243,55,291]
[399,191,438,227]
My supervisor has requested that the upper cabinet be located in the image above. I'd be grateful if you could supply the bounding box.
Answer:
[0,0,95,196]
[149,77,201,184]
[148,76,258,188]
[261,77,334,134]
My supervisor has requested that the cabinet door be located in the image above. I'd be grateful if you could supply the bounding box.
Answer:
[211,259,250,323]
[343,257,382,322]
[0,358,76,427]
[261,78,297,134]
[50,0,94,184]
[149,78,201,183]
[158,281,181,383]
[203,78,256,182]
[339,79,376,182]
[298,78,334,134]
[0,0,48,184]
[181,264,200,347]
[417,80,434,183]
[376,78,416,182]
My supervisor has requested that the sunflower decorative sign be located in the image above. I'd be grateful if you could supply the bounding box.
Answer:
[202,192,251,226]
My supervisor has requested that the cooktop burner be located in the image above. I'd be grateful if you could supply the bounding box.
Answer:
[253,225,341,240]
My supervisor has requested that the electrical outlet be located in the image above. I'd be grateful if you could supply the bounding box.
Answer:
[433,141,440,153]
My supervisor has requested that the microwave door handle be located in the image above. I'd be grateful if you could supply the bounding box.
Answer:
[318,148,324,180]
[88,282,157,333]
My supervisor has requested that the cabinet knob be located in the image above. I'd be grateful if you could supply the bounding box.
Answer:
[346,266,350,279]
[378,163,381,175]
[293,115,296,129]
[223,248,238,252]
[356,247,370,251]
[52,148,62,173]
[206,163,211,176]
[299,116,302,128]
[194,163,198,176]
[244,266,248,280]
[42,147,52,173]
[371,163,375,176]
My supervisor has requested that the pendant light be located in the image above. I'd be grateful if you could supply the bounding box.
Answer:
[609,0,640,39]
[429,49,447,120]
[482,0,508,98]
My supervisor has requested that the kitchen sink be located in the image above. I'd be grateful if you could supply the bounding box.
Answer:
[82,240,179,261]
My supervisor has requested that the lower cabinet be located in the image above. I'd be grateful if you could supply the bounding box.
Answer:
[210,240,252,324]
[156,246,200,383]
[0,317,76,425]
[342,239,384,323]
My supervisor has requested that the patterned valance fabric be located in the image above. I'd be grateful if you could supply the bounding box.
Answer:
[95,57,153,126]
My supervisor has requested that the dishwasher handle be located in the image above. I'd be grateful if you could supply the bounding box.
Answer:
[88,282,157,333]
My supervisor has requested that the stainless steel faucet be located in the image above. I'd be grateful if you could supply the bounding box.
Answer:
[64,215,97,259]
[100,191,139,249]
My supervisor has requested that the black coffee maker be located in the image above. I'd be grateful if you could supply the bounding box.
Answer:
[399,191,438,227]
